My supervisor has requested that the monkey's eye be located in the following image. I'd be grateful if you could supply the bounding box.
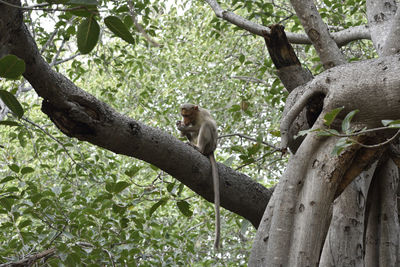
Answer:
[182,114,189,118]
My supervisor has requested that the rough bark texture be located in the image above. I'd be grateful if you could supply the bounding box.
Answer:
[0,1,271,228]
[280,55,400,148]
[205,0,371,46]
[263,25,314,153]
[320,166,375,267]
[250,118,359,266]
[251,34,400,267]
[289,0,346,68]
[367,0,397,55]
[365,158,400,267]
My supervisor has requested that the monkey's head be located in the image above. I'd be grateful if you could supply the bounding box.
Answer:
[180,103,199,126]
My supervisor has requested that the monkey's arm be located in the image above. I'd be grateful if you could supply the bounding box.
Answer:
[176,121,200,133]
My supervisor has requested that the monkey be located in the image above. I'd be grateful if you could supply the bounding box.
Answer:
[176,103,221,250]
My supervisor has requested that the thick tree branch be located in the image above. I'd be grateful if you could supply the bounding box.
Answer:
[204,0,370,47]
[366,0,397,55]
[289,0,346,68]
[0,0,270,228]
[382,6,400,56]
[263,24,313,152]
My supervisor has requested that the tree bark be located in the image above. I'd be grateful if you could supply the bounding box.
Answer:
[320,166,376,267]
[365,158,400,267]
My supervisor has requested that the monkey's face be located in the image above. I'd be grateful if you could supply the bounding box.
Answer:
[181,108,196,126]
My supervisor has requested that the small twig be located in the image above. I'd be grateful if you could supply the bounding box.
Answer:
[0,248,56,267]
[51,53,81,66]
[40,28,58,54]
[231,76,269,85]
[0,0,90,12]
[349,129,400,148]
[21,117,77,164]
[50,39,66,66]
[219,133,280,150]
[76,242,116,266]
[325,125,397,137]
[127,1,160,47]
[319,126,400,148]
[187,222,206,232]
[235,150,281,171]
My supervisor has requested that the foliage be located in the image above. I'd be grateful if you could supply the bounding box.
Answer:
[0,0,375,265]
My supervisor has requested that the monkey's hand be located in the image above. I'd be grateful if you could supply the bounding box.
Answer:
[176,121,189,138]
[176,121,188,133]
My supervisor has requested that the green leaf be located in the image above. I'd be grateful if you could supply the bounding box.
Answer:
[123,15,134,28]
[1,176,16,183]
[18,219,32,229]
[382,120,393,126]
[114,181,130,194]
[240,219,250,235]
[69,5,98,17]
[323,107,343,126]
[150,164,159,171]
[332,137,352,155]
[176,200,193,217]
[239,54,245,64]
[296,129,311,138]
[8,164,20,173]
[112,203,127,214]
[0,90,24,118]
[77,16,100,54]
[21,167,34,175]
[177,183,184,196]
[382,119,400,128]
[317,129,340,136]
[342,110,359,133]
[0,120,20,127]
[7,187,19,193]
[0,197,13,211]
[105,182,115,193]
[124,166,141,177]
[222,156,235,167]
[18,131,27,148]
[0,55,26,79]
[148,197,168,217]
[166,182,175,193]
[104,16,136,45]
[30,193,43,203]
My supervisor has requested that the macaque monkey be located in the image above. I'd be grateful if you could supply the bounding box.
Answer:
[176,103,220,250]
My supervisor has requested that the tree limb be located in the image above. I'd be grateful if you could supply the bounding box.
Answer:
[288,0,346,68]
[382,6,400,56]
[203,0,370,47]
[366,0,397,55]
[0,248,56,267]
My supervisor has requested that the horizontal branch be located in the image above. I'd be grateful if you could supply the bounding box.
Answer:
[0,248,56,267]
[204,0,370,46]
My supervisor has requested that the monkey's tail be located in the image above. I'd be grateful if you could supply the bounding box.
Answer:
[209,153,220,250]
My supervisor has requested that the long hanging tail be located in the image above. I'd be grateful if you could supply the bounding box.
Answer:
[209,153,220,250]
